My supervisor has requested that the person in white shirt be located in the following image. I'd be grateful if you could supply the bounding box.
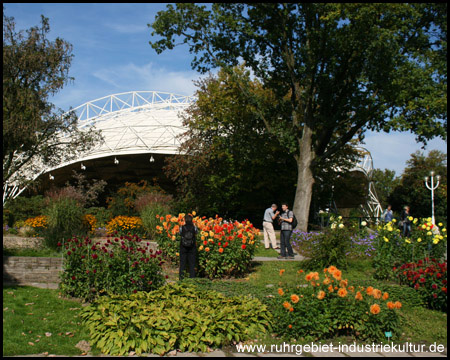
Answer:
[262,204,280,249]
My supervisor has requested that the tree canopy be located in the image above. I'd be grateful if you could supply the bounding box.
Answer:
[150,3,446,230]
[389,150,447,222]
[3,10,101,204]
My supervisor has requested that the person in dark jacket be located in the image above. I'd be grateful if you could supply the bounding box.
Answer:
[179,214,198,280]
[401,206,412,237]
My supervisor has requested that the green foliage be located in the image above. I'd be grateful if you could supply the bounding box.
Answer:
[150,3,447,231]
[3,195,46,226]
[80,282,272,356]
[371,169,401,209]
[164,67,299,220]
[389,150,447,221]
[106,180,169,218]
[300,220,352,270]
[3,12,101,203]
[272,267,402,342]
[59,234,165,302]
[139,204,171,239]
[43,198,88,249]
[85,207,112,227]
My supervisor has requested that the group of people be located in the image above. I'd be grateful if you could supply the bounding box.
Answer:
[263,203,297,259]
[178,203,414,280]
[381,204,412,237]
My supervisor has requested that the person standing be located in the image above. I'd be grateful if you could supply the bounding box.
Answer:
[179,214,198,280]
[263,204,280,249]
[401,206,412,237]
[382,205,394,223]
[277,202,295,259]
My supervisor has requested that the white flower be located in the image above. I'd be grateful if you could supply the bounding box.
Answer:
[338,223,344,229]
[361,221,367,226]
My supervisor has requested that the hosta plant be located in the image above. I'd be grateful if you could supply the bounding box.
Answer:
[80,282,273,355]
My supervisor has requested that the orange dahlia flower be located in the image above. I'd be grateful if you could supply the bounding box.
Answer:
[366,286,374,296]
[387,302,396,310]
[382,292,389,301]
[278,288,284,296]
[317,291,326,300]
[355,291,363,301]
[283,301,291,309]
[373,289,382,299]
[370,304,381,315]
[337,288,348,298]
[394,301,402,309]
[291,294,300,304]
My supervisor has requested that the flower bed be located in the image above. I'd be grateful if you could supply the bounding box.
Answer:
[393,258,447,312]
[373,218,447,280]
[59,233,165,301]
[155,213,260,279]
[272,266,402,341]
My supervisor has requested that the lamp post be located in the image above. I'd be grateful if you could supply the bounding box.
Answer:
[424,171,440,225]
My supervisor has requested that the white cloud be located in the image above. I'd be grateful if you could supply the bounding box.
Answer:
[104,23,148,34]
[92,61,200,96]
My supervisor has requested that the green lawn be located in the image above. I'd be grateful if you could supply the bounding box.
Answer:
[2,286,91,356]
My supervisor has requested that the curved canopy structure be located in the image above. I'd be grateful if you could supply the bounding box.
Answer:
[4,91,196,203]
[61,91,195,162]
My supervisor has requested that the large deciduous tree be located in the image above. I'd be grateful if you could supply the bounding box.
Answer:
[165,65,359,222]
[3,11,101,204]
[149,3,447,230]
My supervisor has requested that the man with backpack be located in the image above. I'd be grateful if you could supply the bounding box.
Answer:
[277,202,296,259]
[179,214,198,280]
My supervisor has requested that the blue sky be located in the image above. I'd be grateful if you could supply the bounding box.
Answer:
[5,3,447,176]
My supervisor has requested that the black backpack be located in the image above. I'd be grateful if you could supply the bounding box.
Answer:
[181,225,196,247]
[290,211,298,229]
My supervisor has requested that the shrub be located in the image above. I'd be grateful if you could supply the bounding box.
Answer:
[105,216,145,238]
[272,266,402,342]
[45,171,107,208]
[106,180,167,217]
[303,226,352,270]
[59,234,165,302]
[393,258,447,312]
[85,207,113,227]
[155,213,260,279]
[80,282,272,356]
[44,198,89,249]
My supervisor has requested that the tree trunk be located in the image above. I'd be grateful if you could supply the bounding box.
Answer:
[293,126,315,232]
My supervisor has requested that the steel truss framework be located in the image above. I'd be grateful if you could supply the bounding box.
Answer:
[4,91,383,217]
[350,147,384,219]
